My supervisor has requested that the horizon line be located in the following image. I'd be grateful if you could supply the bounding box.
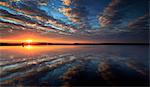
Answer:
[0,42,149,46]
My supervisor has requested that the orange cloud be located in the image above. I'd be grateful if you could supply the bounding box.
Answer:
[0,2,10,7]
[62,0,71,6]
[128,14,149,29]
[98,0,121,27]
[99,16,111,27]
[59,7,80,23]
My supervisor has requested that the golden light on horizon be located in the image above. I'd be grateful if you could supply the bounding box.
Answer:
[0,45,78,56]
[0,32,94,43]
[25,39,33,43]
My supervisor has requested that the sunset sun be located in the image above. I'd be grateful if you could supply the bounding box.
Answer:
[25,39,33,43]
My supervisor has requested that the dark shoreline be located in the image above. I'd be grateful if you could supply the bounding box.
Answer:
[0,42,149,46]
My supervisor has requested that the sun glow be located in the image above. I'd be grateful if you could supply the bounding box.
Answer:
[25,39,33,43]
[0,32,92,43]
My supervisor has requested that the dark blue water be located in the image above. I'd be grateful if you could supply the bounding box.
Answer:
[0,45,149,86]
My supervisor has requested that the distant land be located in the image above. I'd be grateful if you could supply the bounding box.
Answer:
[0,42,149,46]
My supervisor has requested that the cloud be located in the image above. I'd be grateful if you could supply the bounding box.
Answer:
[59,0,81,24]
[98,0,122,27]
[62,0,71,6]
[84,14,149,43]
[59,0,90,30]
[0,9,36,24]
[0,0,149,41]
[128,14,149,30]
[37,0,48,6]
[0,1,77,34]
[59,7,81,23]
[98,16,111,27]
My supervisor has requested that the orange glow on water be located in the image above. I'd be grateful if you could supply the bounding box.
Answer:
[0,45,78,56]
[25,45,32,49]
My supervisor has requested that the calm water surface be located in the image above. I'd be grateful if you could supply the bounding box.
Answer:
[0,45,149,86]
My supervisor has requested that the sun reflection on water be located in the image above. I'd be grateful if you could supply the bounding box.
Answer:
[24,45,32,49]
[0,45,78,56]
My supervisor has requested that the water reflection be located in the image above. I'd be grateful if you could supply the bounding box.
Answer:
[24,45,32,49]
[0,45,149,86]
[0,45,77,57]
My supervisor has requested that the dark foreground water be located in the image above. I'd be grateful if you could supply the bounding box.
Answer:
[0,45,149,86]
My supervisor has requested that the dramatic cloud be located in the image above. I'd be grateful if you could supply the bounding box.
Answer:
[0,0,149,42]
[59,0,90,30]
[98,0,121,27]
[0,1,77,34]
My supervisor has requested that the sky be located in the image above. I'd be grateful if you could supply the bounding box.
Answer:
[0,0,149,43]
